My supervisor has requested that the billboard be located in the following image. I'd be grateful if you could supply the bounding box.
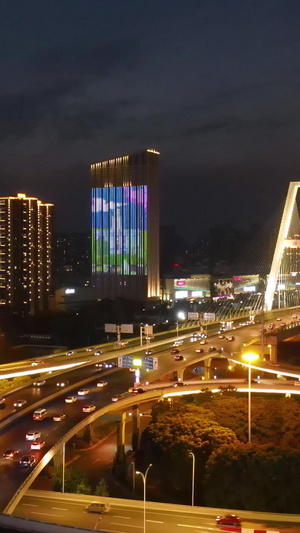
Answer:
[120,324,133,334]
[92,186,148,275]
[233,275,259,294]
[105,323,117,333]
[174,277,211,298]
[214,279,234,298]
[188,312,199,320]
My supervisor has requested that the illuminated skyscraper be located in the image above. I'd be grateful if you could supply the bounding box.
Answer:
[91,149,160,300]
[0,193,54,315]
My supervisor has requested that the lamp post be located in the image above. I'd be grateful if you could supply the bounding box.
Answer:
[130,460,135,493]
[189,451,195,507]
[62,442,65,493]
[136,464,152,533]
[242,352,259,443]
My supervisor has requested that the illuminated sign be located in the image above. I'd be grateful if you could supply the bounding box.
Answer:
[65,288,75,295]
[277,284,285,290]
[244,286,256,293]
[191,291,203,297]
[175,291,188,299]
[176,280,186,286]
[132,358,142,367]
[92,186,148,275]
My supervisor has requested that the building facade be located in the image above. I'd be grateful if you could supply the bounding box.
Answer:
[91,149,160,300]
[0,193,54,315]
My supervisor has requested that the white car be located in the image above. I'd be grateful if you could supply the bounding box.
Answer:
[31,440,45,450]
[145,350,153,355]
[200,340,207,345]
[14,399,27,408]
[33,380,46,387]
[65,396,77,404]
[57,381,69,387]
[82,405,96,413]
[97,381,108,388]
[94,351,103,355]
[78,389,89,396]
[95,363,103,368]
[26,431,41,441]
[53,414,66,422]
[111,395,122,402]
[66,351,74,356]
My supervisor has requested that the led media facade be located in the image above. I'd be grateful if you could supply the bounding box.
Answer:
[92,185,148,276]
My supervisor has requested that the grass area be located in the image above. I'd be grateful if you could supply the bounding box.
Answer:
[0,375,29,396]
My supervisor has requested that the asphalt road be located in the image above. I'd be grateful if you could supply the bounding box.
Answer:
[0,311,299,513]
[14,493,300,533]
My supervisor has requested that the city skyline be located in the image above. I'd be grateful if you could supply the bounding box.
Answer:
[1,2,300,241]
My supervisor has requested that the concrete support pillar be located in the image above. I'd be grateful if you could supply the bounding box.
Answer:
[132,404,140,452]
[204,357,212,380]
[116,412,126,463]
[176,367,184,381]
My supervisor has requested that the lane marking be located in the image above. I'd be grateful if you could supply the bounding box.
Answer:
[110,523,143,529]
[147,519,164,524]
[114,515,131,519]
[31,512,62,517]
[52,507,68,511]
[177,525,203,529]
[21,503,38,507]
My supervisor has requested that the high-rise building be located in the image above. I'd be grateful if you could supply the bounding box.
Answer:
[91,149,160,300]
[0,193,54,315]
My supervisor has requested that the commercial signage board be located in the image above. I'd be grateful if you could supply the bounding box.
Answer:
[203,312,216,321]
[188,312,199,320]
[118,355,158,370]
[121,324,133,334]
[105,323,117,333]
[144,325,154,335]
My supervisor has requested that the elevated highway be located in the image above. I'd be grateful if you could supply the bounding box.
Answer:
[0,307,300,519]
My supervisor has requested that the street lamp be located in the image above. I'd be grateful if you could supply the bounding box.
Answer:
[136,463,152,533]
[189,451,195,506]
[242,352,259,443]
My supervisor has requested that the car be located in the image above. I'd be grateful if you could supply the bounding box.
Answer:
[170,348,180,354]
[219,385,237,393]
[86,348,93,352]
[196,348,204,353]
[0,397,5,408]
[57,381,69,387]
[66,351,74,356]
[31,360,43,366]
[82,404,96,413]
[276,317,282,321]
[32,380,46,387]
[14,399,27,408]
[78,389,89,396]
[145,336,154,340]
[65,396,77,403]
[244,378,258,384]
[192,333,201,338]
[86,502,110,514]
[97,381,108,388]
[95,362,104,368]
[3,449,19,459]
[94,351,103,355]
[145,350,153,355]
[53,414,66,422]
[219,334,225,339]
[173,340,183,346]
[26,430,41,441]
[216,514,241,527]
[227,336,235,341]
[208,346,216,352]
[174,354,184,361]
[19,455,36,467]
[104,362,115,369]
[130,388,145,394]
[268,323,275,330]
[200,340,207,345]
[281,322,286,327]
[173,381,186,387]
[31,440,45,450]
[129,367,135,373]
[111,395,122,402]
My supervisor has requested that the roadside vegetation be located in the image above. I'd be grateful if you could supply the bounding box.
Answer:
[135,394,300,512]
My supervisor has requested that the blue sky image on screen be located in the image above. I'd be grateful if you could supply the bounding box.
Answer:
[92,186,148,275]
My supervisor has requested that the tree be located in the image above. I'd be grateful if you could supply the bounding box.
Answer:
[95,478,109,497]
[204,443,300,513]
[53,465,90,494]
[76,481,92,494]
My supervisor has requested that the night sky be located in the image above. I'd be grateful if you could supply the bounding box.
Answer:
[1,1,300,242]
